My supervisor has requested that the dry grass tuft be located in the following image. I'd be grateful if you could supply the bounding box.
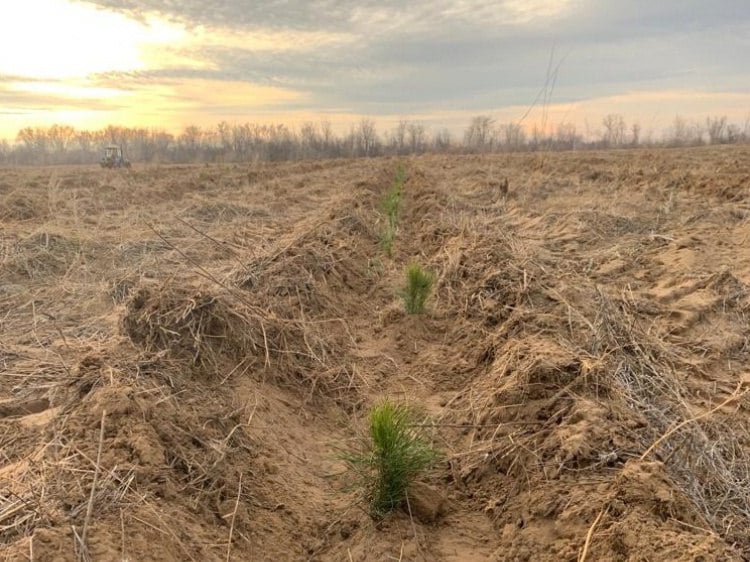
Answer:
[2,232,93,280]
[121,282,261,371]
[3,150,750,560]
[0,493,39,543]
[0,191,46,221]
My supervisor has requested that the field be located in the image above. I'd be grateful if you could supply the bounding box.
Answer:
[2,146,750,561]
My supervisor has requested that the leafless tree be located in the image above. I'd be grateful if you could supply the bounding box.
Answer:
[433,128,452,152]
[726,124,742,144]
[103,125,129,150]
[668,115,704,147]
[671,115,689,146]
[355,118,378,157]
[76,130,95,157]
[5,111,749,167]
[602,114,627,147]
[499,122,526,151]
[706,115,727,144]
[48,124,76,161]
[390,120,408,154]
[265,124,297,161]
[151,130,174,162]
[231,124,252,160]
[529,124,542,150]
[631,122,641,147]
[299,121,320,158]
[215,121,232,161]
[0,139,9,164]
[464,115,495,152]
[16,127,49,164]
[553,122,578,150]
[407,122,427,154]
[179,125,203,161]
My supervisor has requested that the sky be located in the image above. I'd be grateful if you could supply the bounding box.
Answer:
[1,0,749,140]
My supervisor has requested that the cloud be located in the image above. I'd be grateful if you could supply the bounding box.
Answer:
[2,0,748,138]
[0,81,123,112]
[76,0,578,32]
[145,3,747,119]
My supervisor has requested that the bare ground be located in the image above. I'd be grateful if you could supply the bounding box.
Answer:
[2,147,750,561]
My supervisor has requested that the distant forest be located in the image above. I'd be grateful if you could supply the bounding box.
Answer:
[1,114,748,166]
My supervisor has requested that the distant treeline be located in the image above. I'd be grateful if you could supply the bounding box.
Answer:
[1,114,748,166]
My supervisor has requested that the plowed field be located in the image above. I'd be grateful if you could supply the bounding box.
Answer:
[2,146,750,560]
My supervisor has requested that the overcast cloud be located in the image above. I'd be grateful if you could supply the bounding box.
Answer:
[1,0,749,136]
[82,0,750,111]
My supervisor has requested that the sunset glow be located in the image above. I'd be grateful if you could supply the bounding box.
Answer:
[0,1,183,79]
[1,0,748,140]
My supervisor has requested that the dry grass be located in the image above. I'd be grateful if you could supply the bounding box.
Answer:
[2,148,750,561]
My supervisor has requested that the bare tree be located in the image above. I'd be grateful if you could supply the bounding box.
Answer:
[670,115,689,146]
[726,124,742,144]
[103,125,128,149]
[464,115,495,152]
[407,122,426,154]
[355,118,378,157]
[151,130,174,161]
[390,120,408,154]
[231,124,253,161]
[500,122,526,151]
[631,122,641,147]
[16,127,36,152]
[299,122,320,158]
[554,122,578,150]
[9,110,750,167]
[706,115,727,144]
[433,128,452,152]
[48,124,76,162]
[266,124,297,161]
[602,114,627,147]
[179,125,203,161]
[319,119,335,155]
[76,130,95,159]
[16,127,49,164]
[668,115,703,147]
[215,121,233,161]
[529,124,542,150]
[0,139,9,164]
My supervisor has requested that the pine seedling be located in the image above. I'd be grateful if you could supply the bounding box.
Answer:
[401,263,433,314]
[345,400,437,517]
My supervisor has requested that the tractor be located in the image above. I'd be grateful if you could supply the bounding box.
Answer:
[100,145,131,168]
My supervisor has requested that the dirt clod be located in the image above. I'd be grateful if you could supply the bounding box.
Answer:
[407,482,447,523]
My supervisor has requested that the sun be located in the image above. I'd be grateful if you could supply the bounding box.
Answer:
[0,0,184,80]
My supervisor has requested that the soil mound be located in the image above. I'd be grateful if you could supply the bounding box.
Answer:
[0,191,45,221]
[122,282,263,371]
[1,231,91,280]
[3,148,750,561]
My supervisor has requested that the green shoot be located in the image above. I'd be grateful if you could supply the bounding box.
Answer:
[401,263,433,314]
[344,400,437,518]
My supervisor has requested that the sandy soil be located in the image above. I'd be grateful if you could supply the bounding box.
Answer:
[2,147,750,561]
